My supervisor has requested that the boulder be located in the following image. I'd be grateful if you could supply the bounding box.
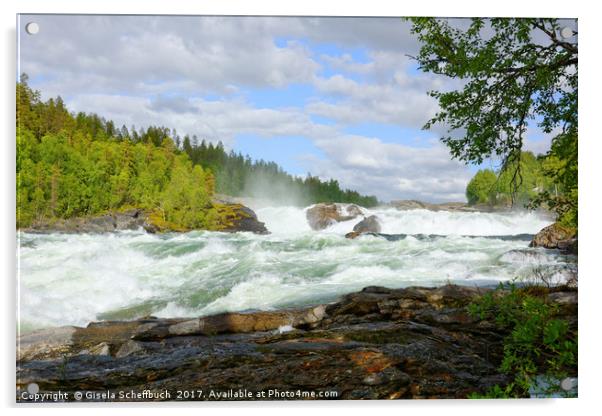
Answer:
[211,203,269,234]
[530,223,577,251]
[353,215,381,234]
[306,203,363,230]
[345,215,381,239]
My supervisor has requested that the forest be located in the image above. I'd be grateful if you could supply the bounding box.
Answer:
[466,147,577,228]
[466,151,553,206]
[16,76,378,229]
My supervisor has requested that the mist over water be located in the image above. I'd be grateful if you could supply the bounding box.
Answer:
[18,205,574,332]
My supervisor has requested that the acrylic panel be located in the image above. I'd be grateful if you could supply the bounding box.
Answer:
[16,14,578,402]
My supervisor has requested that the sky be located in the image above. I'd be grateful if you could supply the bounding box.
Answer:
[17,15,561,203]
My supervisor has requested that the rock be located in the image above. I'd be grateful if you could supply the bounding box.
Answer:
[203,202,269,235]
[345,231,362,239]
[85,342,111,356]
[293,305,327,329]
[25,210,146,234]
[345,205,364,217]
[23,203,269,235]
[132,310,304,340]
[389,200,504,213]
[547,291,577,306]
[530,223,577,251]
[168,319,202,336]
[306,203,363,231]
[352,215,381,234]
[17,326,78,361]
[390,200,428,210]
[115,340,146,358]
[16,284,577,401]
[221,204,269,234]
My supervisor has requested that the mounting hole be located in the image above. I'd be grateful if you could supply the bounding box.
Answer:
[25,22,39,35]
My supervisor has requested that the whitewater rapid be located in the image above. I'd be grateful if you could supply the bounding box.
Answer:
[18,206,575,332]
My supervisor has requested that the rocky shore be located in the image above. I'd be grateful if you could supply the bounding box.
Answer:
[17,284,577,401]
[21,202,269,235]
[530,223,578,254]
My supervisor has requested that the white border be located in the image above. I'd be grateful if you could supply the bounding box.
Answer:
[2,1,601,415]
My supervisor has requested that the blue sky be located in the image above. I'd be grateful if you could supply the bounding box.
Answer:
[18,15,556,202]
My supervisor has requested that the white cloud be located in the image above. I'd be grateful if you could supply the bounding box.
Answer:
[21,15,320,97]
[308,71,440,128]
[309,134,472,202]
[20,14,476,202]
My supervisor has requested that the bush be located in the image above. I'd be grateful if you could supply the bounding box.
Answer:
[467,283,577,398]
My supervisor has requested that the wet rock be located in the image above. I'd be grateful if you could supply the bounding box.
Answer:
[215,204,269,234]
[530,223,577,251]
[16,284,577,401]
[345,231,362,239]
[352,215,381,234]
[306,203,363,231]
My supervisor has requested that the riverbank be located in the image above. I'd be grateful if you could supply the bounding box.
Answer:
[17,283,577,401]
[20,201,269,235]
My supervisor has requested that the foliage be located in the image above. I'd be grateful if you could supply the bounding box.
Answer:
[466,151,554,206]
[528,132,578,228]
[466,169,497,205]
[467,283,577,398]
[17,77,378,229]
[17,124,215,229]
[409,18,577,224]
[181,137,378,207]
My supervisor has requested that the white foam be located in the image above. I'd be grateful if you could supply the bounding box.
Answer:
[277,325,294,334]
[17,207,566,330]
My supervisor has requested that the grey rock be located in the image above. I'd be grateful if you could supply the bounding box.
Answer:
[352,215,381,234]
[16,284,576,401]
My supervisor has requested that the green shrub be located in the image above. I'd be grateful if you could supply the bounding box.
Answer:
[468,283,577,398]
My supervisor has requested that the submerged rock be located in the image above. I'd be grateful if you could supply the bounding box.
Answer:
[345,231,362,239]
[16,284,577,401]
[530,223,577,252]
[306,203,363,230]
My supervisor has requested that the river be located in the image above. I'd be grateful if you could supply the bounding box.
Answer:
[17,205,576,332]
